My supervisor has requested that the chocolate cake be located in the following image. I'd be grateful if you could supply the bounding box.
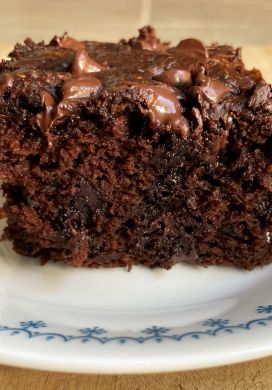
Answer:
[0,26,271,269]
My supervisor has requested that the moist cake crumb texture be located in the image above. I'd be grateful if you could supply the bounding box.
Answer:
[0,26,271,269]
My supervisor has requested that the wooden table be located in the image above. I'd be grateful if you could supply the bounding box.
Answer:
[1,1,272,388]
[1,356,272,389]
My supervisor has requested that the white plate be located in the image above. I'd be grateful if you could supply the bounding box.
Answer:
[0,217,272,374]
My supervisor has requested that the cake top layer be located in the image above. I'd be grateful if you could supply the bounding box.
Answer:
[0,26,269,142]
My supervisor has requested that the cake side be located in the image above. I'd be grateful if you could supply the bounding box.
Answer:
[0,26,271,269]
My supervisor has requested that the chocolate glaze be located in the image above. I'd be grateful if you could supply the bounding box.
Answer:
[71,49,105,74]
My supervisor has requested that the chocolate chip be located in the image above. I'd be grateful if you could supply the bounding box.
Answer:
[176,38,208,61]
[71,49,105,74]
[62,75,102,100]
[191,74,230,104]
[155,69,192,87]
[132,81,188,137]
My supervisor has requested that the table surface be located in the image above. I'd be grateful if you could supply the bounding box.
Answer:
[1,0,272,388]
[1,356,272,389]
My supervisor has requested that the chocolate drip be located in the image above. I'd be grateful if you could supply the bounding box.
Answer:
[35,91,56,146]
[36,91,55,134]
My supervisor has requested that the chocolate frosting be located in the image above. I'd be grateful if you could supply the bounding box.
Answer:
[71,49,105,74]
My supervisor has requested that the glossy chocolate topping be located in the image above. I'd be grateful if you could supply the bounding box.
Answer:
[37,76,102,130]
[62,75,102,100]
[173,38,208,70]
[176,38,207,60]
[127,82,189,136]
[34,52,103,132]
[0,26,263,139]
[71,49,105,74]
[155,69,192,87]
[192,73,230,104]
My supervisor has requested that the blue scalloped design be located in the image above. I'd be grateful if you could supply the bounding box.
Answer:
[1,305,272,344]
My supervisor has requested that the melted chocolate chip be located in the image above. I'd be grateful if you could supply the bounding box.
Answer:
[71,49,105,74]
[35,76,102,131]
[0,73,14,94]
[177,38,207,60]
[55,32,85,50]
[174,38,208,70]
[131,82,189,137]
[36,91,55,134]
[192,74,230,104]
[62,75,102,100]
[155,69,192,87]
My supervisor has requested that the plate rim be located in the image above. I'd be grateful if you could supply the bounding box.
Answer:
[1,303,272,373]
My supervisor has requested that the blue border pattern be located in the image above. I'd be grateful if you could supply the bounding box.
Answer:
[0,305,272,344]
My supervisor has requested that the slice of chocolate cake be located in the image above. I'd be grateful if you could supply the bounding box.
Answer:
[0,26,271,269]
